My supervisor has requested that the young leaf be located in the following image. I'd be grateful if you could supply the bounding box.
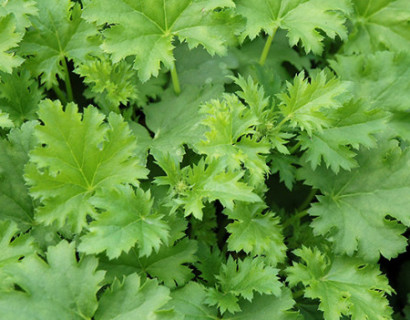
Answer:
[299,139,410,261]
[0,0,37,32]
[79,185,169,259]
[277,71,351,135]
[236,0,351,54]
[156,156,261,219]
[25,100,148,233]
[83,0,239,81]
[95,273,172,320]
[0,241,105,320]
[287,247,393,320]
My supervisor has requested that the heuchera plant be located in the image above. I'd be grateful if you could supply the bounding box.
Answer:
[0,0,409,319]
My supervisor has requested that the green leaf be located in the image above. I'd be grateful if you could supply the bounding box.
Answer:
[25,100,148,233]
[19,0,100,87]
[299,101,388,173]
[0,69,43,125]
[287,247,393,320]
[0,110,13,128]
[343,0,410,53]
[0,121,37,228]
[269,152,298,190]
[0,241,105,320]
[299,139,410,261]
[168,282,219,320]
[224,289,300,320]
[330,52,410,112]
[206,256,282,314]
[156,156,261,219]
[79,185,169,259]
[0,15,24,73]
[83,0,239,81]
[277,70,351,135]
[236,0,350,54]
[95,273,172,320]
[145,85,222,163]
[225,203,287,266]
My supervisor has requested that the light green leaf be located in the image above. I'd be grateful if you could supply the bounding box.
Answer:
[277,70,351,135]
[25,100,148,233]
[0,241,104,320]
[95,273,172,320]
[0,0,37,33]
[79,185,169,259]
[83,0,239,81]
[236,0,351,54]
[156,156,261,219]
[287,247,393,320]
[0,15,24,73]
[299,139,410,261]
[225,203,287,266]
[0,110,13,128]
[343,0,410,53]
[19,0,100,87]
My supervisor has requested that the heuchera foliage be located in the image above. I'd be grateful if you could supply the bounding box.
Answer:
[0,0,409,319]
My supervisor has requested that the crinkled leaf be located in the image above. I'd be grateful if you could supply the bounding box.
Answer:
[299,139,410,261]
[225,203,287,266]
[79,185,169,259]
[83,0,239,81]
[25,100,148,232]
[95,273,172,320]
[236,0,350,54]
[156,156,261,219]
[0,241,105,320]
[287,247,393,320]
[277,71,351,135]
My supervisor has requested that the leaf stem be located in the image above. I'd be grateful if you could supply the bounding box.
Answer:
[292,289,305,300]
[170,60,181,95]
[289,140,302,154]
[297,188,317,212]
[259,27,278,66]
[282,209,308,229]
[62,57,73,102]
[52,85,67,104]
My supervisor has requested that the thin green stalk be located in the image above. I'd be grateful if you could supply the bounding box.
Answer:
[282,209,308,229]
[52,85,67,104]
[289,140,302,154]
[62,57,73,102]
[292,289,305,300]
[170,60,181,95]
[259,27,278,66]
[297,188,317,212]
